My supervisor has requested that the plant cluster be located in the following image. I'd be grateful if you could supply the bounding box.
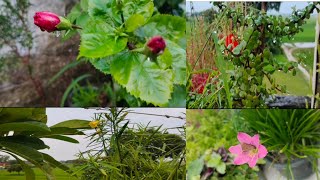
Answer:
[237,109,320,178]
[0,108,92,180]
[188,2,319,108]
[186,110,260,180]
[76,108,186,180]
[55,0,186,107]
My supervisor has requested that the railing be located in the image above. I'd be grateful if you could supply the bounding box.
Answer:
[311,11,320,108]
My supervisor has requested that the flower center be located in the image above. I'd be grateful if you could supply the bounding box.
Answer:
[241,143,257,157]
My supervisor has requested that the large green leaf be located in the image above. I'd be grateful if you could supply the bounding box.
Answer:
[165,40,186,85]
[44,135,79,144]
[51,119,91,129]
[110,52,173,106]
[0,108,46,124]
[136,14,186,48]
[35,127,85,137]
[67,4,81,23]
[187,157,204,178]
[0,121,50,132]
[125,14,145,32]
[112,0,154,25]
[89,57,112,74]
[78,19,128,59]
[10,153,35,180]
[0,136,49,150]
[42,153,72,173]
[88,0,113,19]
[0,141,44,162]
[122,0,154,20]
[168,85,186,108]
[30,108,47,123]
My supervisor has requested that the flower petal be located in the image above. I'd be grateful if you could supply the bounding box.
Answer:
[248,155,258,168]
[258,144,268,158]
[234,154,250,165]
[251,134,260,147]
[237,132,252,144]
[229,145,242,155]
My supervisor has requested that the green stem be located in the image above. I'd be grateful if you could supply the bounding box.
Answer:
[72,25,82,30]
[100,127,108,157]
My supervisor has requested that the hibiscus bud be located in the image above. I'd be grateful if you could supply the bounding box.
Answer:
[146,36,166,55]
[34,11,72,32]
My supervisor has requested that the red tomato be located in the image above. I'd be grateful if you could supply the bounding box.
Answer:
[225,34,239,51]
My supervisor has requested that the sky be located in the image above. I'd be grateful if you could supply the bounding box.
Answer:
[186,2,315,15]
[40,108,186,161]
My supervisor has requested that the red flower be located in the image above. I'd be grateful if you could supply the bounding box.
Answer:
[225,34,239,51]
[34,11,61,32]
[147,36,166,55]
[191,73,210,94]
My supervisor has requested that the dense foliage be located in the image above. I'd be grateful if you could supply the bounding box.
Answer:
[186,110,260,180]
[77,108,186,180]
[64,0,186,107]
[187,2,319,108]
[237,109,320,178]
[0,108,91,180]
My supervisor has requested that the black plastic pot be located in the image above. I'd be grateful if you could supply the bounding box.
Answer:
[264,157,315,179]
[265,95,311,108]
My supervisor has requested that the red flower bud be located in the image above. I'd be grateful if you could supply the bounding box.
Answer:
[191,73,210,94]
[147,36,166,55]
[225,34,239,51]
[34,11,61,32]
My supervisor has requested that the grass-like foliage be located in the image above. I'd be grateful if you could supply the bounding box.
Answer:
[75,108,186,180]
[238,109,320,179]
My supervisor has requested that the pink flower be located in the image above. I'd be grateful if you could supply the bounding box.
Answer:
[229,132,268,168]
[147,36,166,55]
[34,11,61,32]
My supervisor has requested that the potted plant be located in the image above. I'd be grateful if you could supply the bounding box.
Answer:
[238,109,320,179]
